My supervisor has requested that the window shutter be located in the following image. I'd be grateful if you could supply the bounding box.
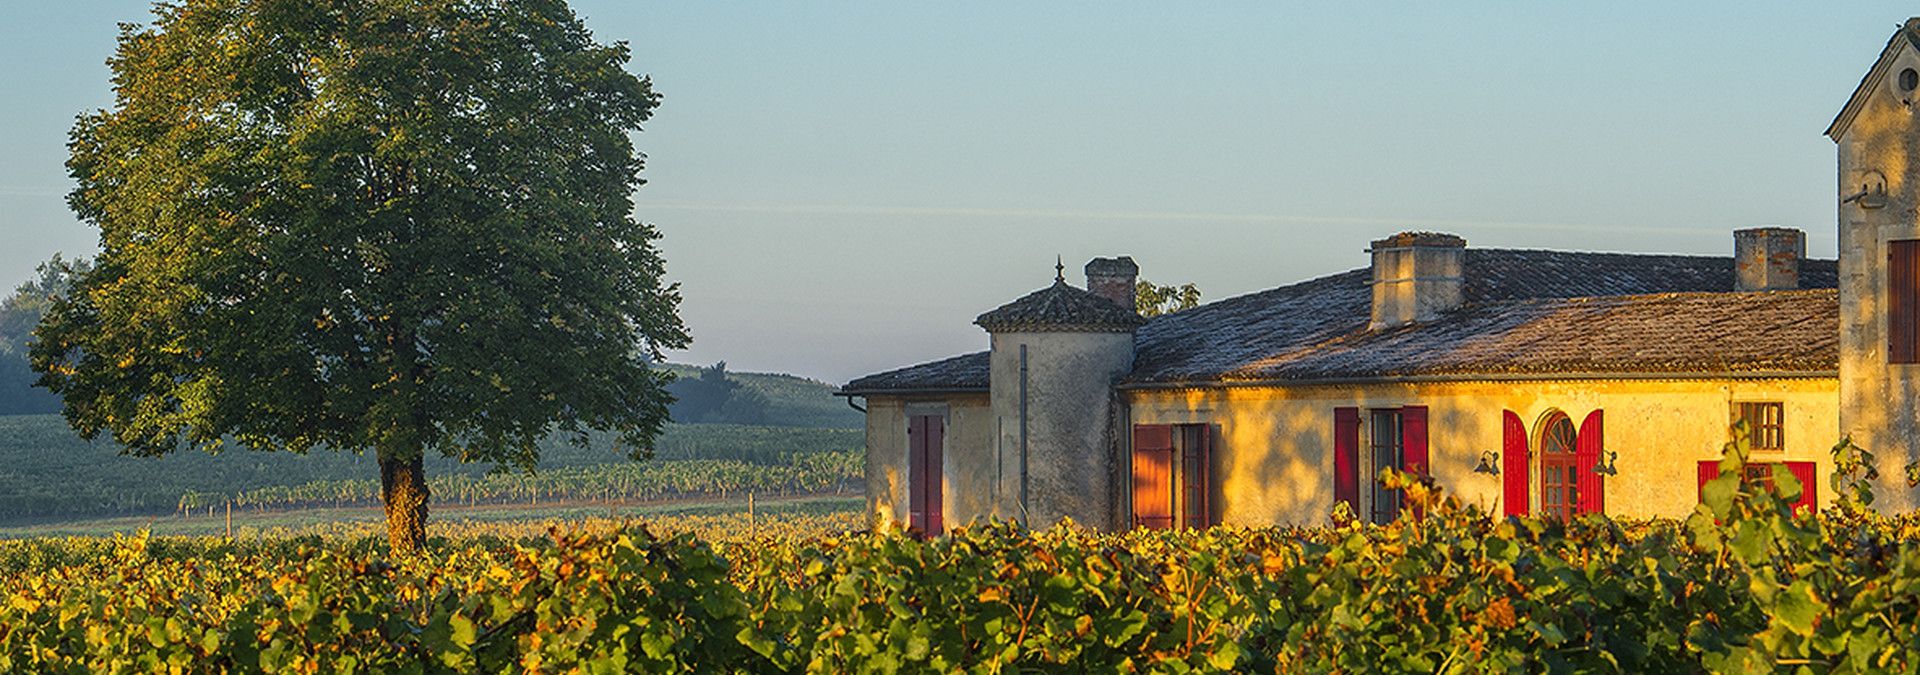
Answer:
[1131,425,1175,530]
[908,416,927,532]
[1192,425,1213,527]
[1696,460,1719,504]
[1401,406,1429,477]
[1893,240,1920,363]
[925,416,944,536]
[1501,410,1529,517]
[1333,408,1361,516]
[1785,461,1817,515]
[1575,410,1605,515]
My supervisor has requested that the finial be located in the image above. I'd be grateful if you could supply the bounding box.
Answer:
[1054,255,1065,283]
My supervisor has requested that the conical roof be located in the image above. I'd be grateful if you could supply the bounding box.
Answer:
[975,279,1146,333]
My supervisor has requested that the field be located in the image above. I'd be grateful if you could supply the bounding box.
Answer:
[6,456,1920,672]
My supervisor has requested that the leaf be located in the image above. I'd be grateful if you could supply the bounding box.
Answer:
[448,612,477,648]
[1773,581,1825,636]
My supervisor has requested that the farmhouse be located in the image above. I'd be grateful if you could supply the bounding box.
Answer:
[837,19,1920,532]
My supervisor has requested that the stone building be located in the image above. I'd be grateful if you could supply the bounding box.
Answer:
[836,20,1920,532]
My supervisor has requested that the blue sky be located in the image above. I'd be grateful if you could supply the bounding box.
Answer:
[1,3,1912,382]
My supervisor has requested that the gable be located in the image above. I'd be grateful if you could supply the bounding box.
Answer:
[1828,18,1920,141]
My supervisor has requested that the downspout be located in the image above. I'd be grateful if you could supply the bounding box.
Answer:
[1019,343,1030,526]
[845,395,867,413]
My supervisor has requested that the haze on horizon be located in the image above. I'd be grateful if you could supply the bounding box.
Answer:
[1,3,1909,384]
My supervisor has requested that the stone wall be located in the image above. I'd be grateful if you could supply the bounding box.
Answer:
[1836,37,1920,512]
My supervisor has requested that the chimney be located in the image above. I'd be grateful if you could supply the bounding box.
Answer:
[1085,256,1139,313]
[1733,227,1804,292]
[1369,232,1466,330]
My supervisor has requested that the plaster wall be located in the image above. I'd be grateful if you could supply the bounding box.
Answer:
[1837,41,1920,511]
[860,394,994,529]
[989,331,1135,529]
[1128,377,1838,526]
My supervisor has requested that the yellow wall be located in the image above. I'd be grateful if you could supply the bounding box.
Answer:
[1127,377,1838,526]
[861,394,995,529]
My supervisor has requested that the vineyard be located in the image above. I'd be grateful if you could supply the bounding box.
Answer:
[6,436,1920,671]
[0,415,862,521]
[175,450,862,516]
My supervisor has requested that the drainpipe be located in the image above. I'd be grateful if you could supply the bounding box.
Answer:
[845,395,866,413]
[1019,343,1030,526]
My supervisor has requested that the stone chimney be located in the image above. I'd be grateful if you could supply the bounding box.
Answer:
[1733,227,1804,292]
[1084,256,1139,313]
[1369,232,1466,330]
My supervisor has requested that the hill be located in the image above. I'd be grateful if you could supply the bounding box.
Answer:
[658,362,861,428]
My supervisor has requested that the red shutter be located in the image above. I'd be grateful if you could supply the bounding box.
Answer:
[907,416,926,532]
[1333,408,1361,516]
[1785,461,1817,515]
[1501,411,1529,517]
[1893,241,1920,364]
[924,416,944,535]
[1401,406,1429,477]
[1575,410,1605,515]
[1697,460,1719,504]
[1132,425,1175,530]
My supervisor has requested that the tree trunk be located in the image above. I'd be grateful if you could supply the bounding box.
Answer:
[380,453,430,553]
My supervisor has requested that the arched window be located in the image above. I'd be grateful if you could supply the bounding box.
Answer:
[1537,413,1579,521]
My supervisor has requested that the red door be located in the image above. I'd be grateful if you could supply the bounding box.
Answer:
[908,415,944,535]
[1133,425,1175,529]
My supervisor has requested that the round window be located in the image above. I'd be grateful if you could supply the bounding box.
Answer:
[1901,68,1918,92]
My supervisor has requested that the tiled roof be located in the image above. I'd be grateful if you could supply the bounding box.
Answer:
[1193,289,1837,383]
[841,351,989,394]
[974,280,1147,333]
[841,249,1841,393]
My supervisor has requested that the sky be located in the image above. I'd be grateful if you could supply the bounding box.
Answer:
[0,3,1914,384]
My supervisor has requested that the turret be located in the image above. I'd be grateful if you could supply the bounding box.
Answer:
[977,259,1143,528]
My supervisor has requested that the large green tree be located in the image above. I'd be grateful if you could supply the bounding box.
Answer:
[35,0,688,551]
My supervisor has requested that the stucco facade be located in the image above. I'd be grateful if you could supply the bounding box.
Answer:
[987,331,1134,529]
[861,394,994,528]
[1126,377,1837,526]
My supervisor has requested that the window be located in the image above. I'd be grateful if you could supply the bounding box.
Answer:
[1699,461,1817,515]
[1537,413,1579,522]
[1334,406,1428,525]
[1892,240,1920,364]
[1131,423,1211,529]
[1735,402,1784,451]
[1367,410,1404,524]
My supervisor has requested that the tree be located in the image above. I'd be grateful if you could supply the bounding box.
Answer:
[1136,279,1201,317]
[0,255,90,415]
[34,0,688,552]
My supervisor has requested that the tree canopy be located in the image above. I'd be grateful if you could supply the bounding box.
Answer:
[35,0,687,550]
[1136,279,1201,317]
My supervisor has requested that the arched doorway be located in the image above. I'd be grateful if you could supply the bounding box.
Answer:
[1536,412,1579,521]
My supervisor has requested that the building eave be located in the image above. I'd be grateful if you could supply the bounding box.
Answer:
[1116,369,1838,391]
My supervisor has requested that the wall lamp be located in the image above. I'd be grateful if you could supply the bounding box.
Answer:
[1472,450,1500,476]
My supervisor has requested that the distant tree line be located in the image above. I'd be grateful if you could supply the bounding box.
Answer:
[0,255,88,415]
[667,362,771,425]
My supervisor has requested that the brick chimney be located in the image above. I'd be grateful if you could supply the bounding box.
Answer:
[1369,232,1466,330]
[1085,256,1139,313]
[1733,227,1804,292]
